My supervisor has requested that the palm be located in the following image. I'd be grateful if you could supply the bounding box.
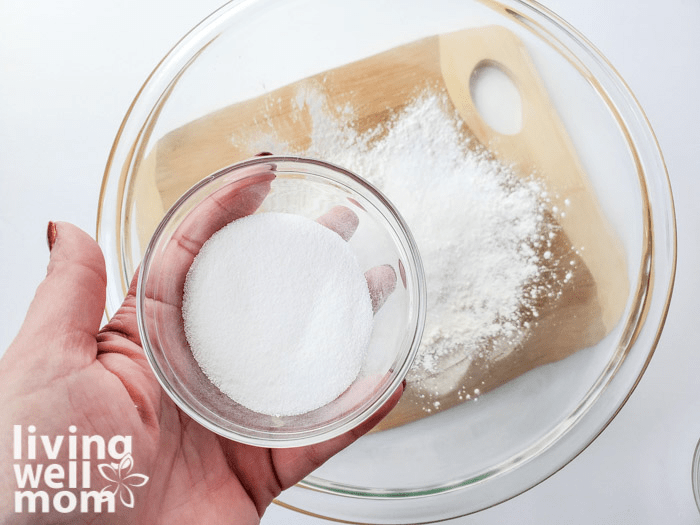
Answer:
[97,293,264,524]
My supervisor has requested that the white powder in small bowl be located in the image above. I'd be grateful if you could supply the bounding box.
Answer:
[182,211,374,417]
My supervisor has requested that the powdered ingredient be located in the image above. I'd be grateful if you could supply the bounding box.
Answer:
[182,212,373,417]
[248,87,562,401]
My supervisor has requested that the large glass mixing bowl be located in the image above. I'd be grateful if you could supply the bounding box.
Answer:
[97,0,676,522]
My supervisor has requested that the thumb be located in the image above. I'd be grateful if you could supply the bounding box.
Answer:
[7,222,107,363]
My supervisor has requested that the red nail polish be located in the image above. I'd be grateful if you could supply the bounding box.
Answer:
[255,152,277,171]
[401,378,407,389]
[398,259,407,289]
[47,221,57,251]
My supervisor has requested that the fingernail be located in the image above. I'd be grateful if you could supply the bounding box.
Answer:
[347,197,366,211]
[47,221,57,251]
[255,152,276,171]
[398,259,407,289]
[401,378,407,389]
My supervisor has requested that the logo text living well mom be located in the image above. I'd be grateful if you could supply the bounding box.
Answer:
[12,425,149,514]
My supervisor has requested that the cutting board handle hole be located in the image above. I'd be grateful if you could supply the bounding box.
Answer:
[469,60,523,136]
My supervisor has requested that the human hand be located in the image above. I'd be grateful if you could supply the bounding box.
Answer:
[0,169,402,524]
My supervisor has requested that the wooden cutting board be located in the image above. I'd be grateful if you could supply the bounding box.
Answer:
[128,25,629,430]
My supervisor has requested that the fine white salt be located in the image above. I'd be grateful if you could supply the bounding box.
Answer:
[182,212,373,417]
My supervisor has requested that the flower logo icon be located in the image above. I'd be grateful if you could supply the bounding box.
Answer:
[98,453,149,508]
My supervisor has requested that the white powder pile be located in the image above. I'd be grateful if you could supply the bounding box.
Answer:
[247,86,561,398]
[182,212,373,416]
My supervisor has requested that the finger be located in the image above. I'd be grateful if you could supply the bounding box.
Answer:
[148,165,275,308]
[169,166,275,269]
[99,167,274,356]
[316,205,359,241]
[98,268,141,347]
[271,381,405,490]
[315,207,396,312]
[7,222,106,362]
[365,264,397,313]
[96,267,162,427]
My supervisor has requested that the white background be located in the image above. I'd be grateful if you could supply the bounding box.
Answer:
[1,0,699,523]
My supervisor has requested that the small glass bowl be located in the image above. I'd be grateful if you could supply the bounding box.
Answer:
[136,156,426,447]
